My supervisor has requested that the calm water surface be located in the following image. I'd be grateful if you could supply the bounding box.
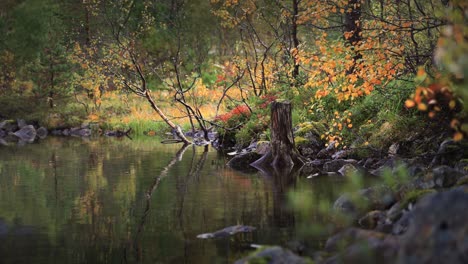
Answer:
[0,137,350,263]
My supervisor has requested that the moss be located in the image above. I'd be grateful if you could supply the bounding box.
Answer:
[241,246,314,264]
[455,176,468,186]
[400,189,436,208]
[247,256,271,264]
[295,121,327,137]
[294,136,309,147]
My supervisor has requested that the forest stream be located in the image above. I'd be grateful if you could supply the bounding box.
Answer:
[0,137,362,263]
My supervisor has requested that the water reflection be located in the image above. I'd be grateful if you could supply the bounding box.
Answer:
[0,137,353,263]
[0,138,283,263]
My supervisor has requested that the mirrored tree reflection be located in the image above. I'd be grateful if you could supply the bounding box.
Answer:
[0,138,321,263]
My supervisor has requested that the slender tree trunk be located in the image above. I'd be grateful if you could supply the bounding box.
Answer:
[144,90,192,145]
[83,0,91,46]
[344,0,362,74]
[291,0,300,79]
[251,100,305,170]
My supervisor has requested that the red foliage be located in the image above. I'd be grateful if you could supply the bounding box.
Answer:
[215,105,251,123]
[215,74,226,84]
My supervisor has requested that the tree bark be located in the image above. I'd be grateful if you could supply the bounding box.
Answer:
[251,100,305,171]
[144,90,192,145]
[344,0,362,74]
[291,0,300,79]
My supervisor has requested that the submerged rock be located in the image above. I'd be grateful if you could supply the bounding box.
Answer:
[227,152,262,172]
[235,246,309,264]
[197,225,256,239]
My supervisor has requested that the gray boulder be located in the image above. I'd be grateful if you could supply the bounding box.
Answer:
[13,125,36,142]
[0,120,18,133]
[316,141,337,159]
[36,127,48,139]
[16,119,27,129]
[255,141,270,155]
[323,228,399,264]
[62,129,70,136]
[333,186,396,219]
[235,246,309,264]
[433,165,464,188]
[430,139,466,167]
[323,159,357,173]
[397,189,468,264]
[358,210,386,229]
[338,163,359,176]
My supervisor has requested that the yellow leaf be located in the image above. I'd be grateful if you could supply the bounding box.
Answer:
[449,100,456,109]
[417,103,427,111]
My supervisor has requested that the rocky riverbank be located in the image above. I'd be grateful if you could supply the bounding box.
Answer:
[0,119,137,146]
[0,119,49,145]
[228,125,468,264]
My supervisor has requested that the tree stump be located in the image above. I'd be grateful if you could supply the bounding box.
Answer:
[251,100,305,171]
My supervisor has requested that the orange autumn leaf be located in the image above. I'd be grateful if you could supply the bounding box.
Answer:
[450,119,460,128]
[88,114,99,121]
[453,132,463,142]
[405,99,415,108]
[417,67,426,77]
[417,103,428,111]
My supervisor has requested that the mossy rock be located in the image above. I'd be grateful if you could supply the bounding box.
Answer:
[295,121,327,137]
[294,136,309,147]
[234,246,312,264]
[255,140,271,155]
[455,175,468,186]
